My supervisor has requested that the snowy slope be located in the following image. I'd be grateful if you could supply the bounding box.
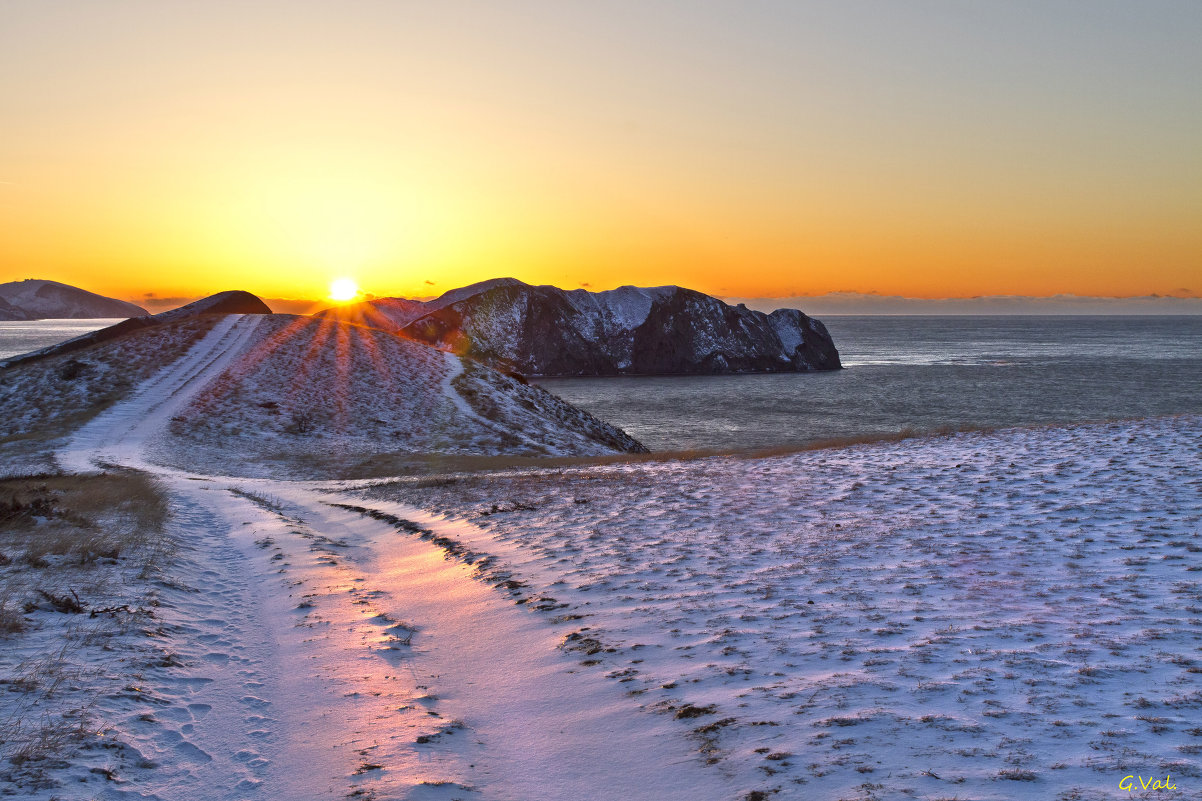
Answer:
[159,314,645,475]
[0,315,225,475]
[0,279,147,319]
[59,316,265,474]
[3,292,643,476]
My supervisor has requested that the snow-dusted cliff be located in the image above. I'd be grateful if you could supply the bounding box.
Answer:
[320,279,841,377]
[0,279,147,319]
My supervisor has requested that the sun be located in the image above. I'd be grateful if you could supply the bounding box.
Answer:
[328,277,360,302]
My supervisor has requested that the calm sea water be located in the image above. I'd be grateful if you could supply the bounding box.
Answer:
[538,316,1202,452]
[0,319,121,360]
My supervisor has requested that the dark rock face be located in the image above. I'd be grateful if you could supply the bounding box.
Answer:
[392,279,841,377]
[403,284,618,376]
[0,279,147,319]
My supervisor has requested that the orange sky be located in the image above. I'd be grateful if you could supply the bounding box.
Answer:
[2,3,1200,303]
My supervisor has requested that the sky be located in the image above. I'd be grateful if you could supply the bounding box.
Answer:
[2,1,1200,306]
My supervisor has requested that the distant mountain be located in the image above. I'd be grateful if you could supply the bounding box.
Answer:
[0,290,272,369]
[320,278,841,377]
[0,279,147,320]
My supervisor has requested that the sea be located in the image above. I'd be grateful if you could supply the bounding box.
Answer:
[3,316,1201,453]
[538,316,1202,452]
[0,319,122,361]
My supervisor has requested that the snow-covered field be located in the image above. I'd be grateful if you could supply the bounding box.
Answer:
[358,416,1202,800]
[2,313,1200,800]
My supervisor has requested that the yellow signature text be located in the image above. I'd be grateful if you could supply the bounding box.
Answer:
[1120,774,1177,791]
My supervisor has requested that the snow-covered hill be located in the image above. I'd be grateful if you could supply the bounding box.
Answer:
[319,278,842,376]
[0,316,226,474]
[0,279,147,319]
[162,314,646,475]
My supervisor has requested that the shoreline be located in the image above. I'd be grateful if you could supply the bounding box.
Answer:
[298,411,1202,485]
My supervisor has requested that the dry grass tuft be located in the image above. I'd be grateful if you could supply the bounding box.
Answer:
[0,470,171,779]
[0,470,168,575]
[0,591,25,636]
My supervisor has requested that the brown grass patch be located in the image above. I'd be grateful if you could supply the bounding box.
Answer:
[0,470,170,616]
[1,470,170,779]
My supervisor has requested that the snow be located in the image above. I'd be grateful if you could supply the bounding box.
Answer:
[425,278,527,313]
[156,314,642,476]
[565,285,677,332]
[5,321,711,799]
[768,309,805,353]
[203,489,727,801]
[0,315,224,475]
[5,310,1199,800]
[59,315,262,473]
[362,417,1202,800]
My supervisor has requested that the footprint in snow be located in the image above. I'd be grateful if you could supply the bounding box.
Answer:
[239,695,272,709]
[174,740,213,764]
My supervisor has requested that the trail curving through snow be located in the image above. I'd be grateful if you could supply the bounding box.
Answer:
[58,314,263,474]
[53,313,727,801]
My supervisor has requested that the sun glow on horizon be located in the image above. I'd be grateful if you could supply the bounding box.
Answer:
[2,5,1200,301]
[328,277,360,303]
